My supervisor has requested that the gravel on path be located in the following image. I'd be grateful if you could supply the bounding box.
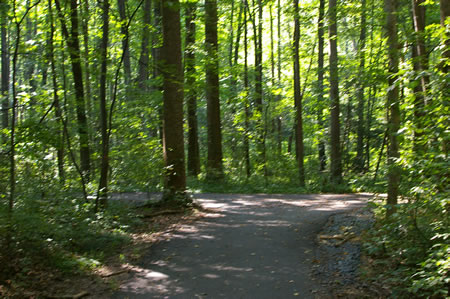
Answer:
[112,193,372,299]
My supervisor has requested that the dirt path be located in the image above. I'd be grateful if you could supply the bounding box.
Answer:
[112,193,371,299]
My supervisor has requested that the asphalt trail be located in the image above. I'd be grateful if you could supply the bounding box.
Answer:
[112,193,370,299]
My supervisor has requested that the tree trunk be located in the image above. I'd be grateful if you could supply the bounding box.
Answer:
[328,0,342,183]
[384,0,400,216]
[161,0,186,200]
[244,1,251,178]
[81,0,92,127]
[440,0,449,73]
[276,0,282,155]
[55,0,91,181]
[137,0,152,90]
[184,1,200,177]
[355,0,367,172]
[293,0,305,186]
[411,0,429,154]
[97,0,110,209]
[48,0,65,184]
[152,0,163,141]
[205,0,223,180]
[117,0,131,84]
[1,0,8,130]
[317,0,326,171]
[256,0,266,175]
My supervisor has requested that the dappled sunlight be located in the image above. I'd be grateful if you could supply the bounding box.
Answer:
[115,193,372,297]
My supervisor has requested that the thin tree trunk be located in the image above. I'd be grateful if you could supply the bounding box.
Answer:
[293,0,305,186]
[161,0,187,200]
[81,0,92,125]
[55,0,91,181]
[317,0,326,171]
[48,0,65,183]
[411,0,429,153]
[205,0,223,180]
[117,0,131,84]
[137,0,152,90]
[355,0,367,172]
[152,0,163,141]
[384,0,401,216]
[439,0,449,73]
[1,0,8,130]
[185,1,200,177]
[329,0,342,183]
[244,2,251,178]
[256,0,266,174]
[276,0,282,155]
[97,0,110,210]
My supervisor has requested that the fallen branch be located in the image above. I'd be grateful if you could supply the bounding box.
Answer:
[319,232,357,246]
[46,291,89,299]
[101,269,129,277]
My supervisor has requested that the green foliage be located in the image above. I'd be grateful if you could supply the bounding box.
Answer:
[0,193,139,277]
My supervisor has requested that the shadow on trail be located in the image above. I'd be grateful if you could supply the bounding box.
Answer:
[113,193,371,299]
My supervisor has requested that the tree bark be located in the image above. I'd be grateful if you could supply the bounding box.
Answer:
[97,0,110,209]
[355,0,367,172]
[137,0,152,90]
[48,0,65,184]
[440,0,449,73]
[117,0,131,84]
[328,0,342,183]
[244,1,251,178]
[276,0,282,155]
[55,0,91,181]
[161,0,186,199]
[205,0,223,180]
[1,0,8,130]
[293,0,305,186]
[184,1,200,177]
[317,0,326,171]
[384,0,400,216]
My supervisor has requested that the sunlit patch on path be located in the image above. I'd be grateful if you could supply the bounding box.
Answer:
[112,193,371,299]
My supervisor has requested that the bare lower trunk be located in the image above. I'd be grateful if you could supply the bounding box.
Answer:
[329,0,342,183]
[205,0,223,180]
[161,0,186,199]
[185,1,200,177]
[384,0,401,217]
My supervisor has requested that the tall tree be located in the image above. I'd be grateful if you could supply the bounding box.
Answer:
[384,0,400,216]
[137,0,152,89]
[55,0,91,180]
[317,0,326,171]
[411,0,429,153]
[161,0,186,199]
[97,0,110,209]
[293,0,305,186]
[328,0,342,183]
[355,0,367,172]
[1,0,9,130]
[243,0,251,178]
[117,0,131,84]
[205,0,223,179]
[185,0,200,177]
[440,0,449,74]
[255,0,266,175]
[48,0,65,183]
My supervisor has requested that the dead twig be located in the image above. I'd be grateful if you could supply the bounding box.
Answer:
[45,290,89,299]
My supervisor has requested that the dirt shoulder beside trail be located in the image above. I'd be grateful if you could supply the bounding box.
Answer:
[313,206,389,298]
